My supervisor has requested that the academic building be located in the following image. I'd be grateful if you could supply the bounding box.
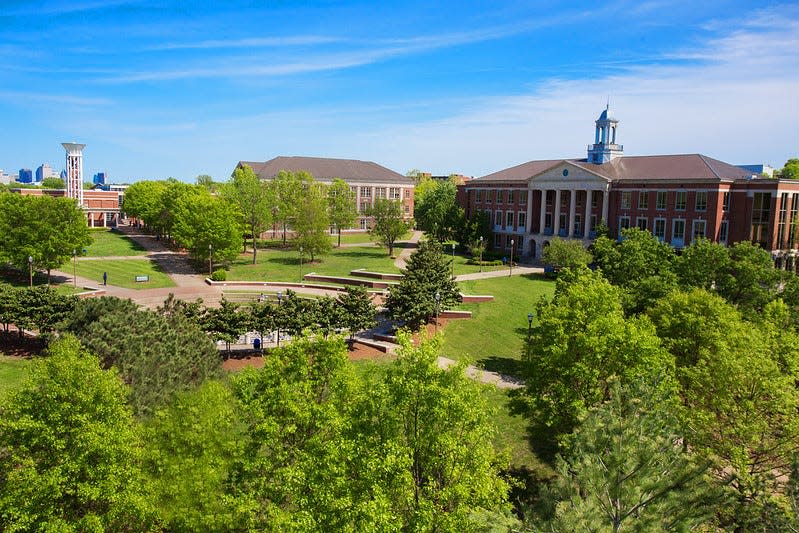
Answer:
[235,156,415,230]
[458,107,799,269]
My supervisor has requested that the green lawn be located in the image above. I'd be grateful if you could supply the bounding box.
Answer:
[440,274,555,373]
[0,355,30,398]
[85,229,148,257]
[74,259,176,289]
[227,245,401,282]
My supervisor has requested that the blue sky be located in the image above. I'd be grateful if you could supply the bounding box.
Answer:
[1,0,797,182]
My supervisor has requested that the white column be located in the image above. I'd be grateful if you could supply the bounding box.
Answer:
[553,190,562,235]
[102,212,107,227]
[526,188,533,234]
[539,190,547,234]
[601,188,609,223]
[584,189,593,237]
[568,189,577,237]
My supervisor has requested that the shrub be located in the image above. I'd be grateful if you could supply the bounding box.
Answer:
[211,269,227,281]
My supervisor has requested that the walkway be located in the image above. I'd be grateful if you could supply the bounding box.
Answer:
[455,265,543,281]
[393,230,423,269]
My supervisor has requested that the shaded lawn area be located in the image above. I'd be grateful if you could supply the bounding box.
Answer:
[73,259,175,289]
[0,268,87,295]
[227,245,401,282]
[0,355,30,398]
[440,274,555,373]
[85,229,148,257]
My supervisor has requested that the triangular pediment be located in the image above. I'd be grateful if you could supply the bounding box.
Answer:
[528,160,611,188]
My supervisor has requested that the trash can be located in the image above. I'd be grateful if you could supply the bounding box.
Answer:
[253,338,261,351]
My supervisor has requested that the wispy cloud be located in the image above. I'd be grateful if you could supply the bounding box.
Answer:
[146,35,344,51]
[5,0,140,16]
[0,91,112,107]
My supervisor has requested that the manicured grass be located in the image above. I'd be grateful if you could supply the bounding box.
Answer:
[331,230,412,246]
[450,254,508,276]
[73,259,176,289]
[84,229,148,257]
[227,245,401,282]
[0,269,85,295]
[0,355,30,398]
[440,274,555,373]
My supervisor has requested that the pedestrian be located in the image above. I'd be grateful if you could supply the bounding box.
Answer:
[103,272,107,286]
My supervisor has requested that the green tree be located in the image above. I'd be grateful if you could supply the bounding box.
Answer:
[64,296,222,416]
[40,176,64,189]
[338,285,377,340]
[270,170,309,244]
[414,180,463,242]
[0,336,157,532]
[386,239,461,329]
[674,237,731,290]
[541,237,593,271]
[716,241,780,313]
[521,268,673,438]
[196,173,216,191]
[368,198,412,257]
[121,179,168,231]
[327,178,357,247]
[171,187,242,264]
[225,164,272,264]
[459,210,491,252]
[350,335,510,531]
[0,193,92,282]
[201,297,248,352]
[780,158,799,179]
[142,380,247,532]
[294,181,332,261]
[542,377,722,532]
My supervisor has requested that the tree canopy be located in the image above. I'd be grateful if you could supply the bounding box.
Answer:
[367,198,411,257]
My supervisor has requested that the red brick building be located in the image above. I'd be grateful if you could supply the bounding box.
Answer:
[12,187,121,227]
[458,107,799,269]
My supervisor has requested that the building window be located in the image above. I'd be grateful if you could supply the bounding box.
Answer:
[475,189,482,203]
[790,194,799,248]
[672,219,686,243]
[752,192,771,246]
[545,213,553,231]
[507,190,514,204]
[545,191,552,206]
[376,187,387,199]
[494,211,502,226]
[390,187,401,199]
[778,192,789,247]
[404,204,410,214]
[494,233,502,248]
[506,211,514,228]
[561,193,568,208]
[487,190,494,203]
[621,191,632,209]
[360,218,367,230]
[675,191,687,211]
[695,191,707,212]
[618,216,630,236]
[636,217,648,231]
[360,186,371,198]
[592,192,599,208]
[723,191,730,211]
[518,212,526,229]
[638,191,649,210]
[519,190,527,204]
[656,191,667,210]
[719,220,729,244]
[360,201,369,213]
[653,218,666,241]
[692,219,706,240]
[404,189,411,199]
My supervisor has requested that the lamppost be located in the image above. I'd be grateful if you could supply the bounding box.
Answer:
[509,239,514,277]
[208,244,213,277]
[451,242,455,260]
[299,246,303,282]
[28,256,33,288]
[434,291,441,333]
[479,235,483,273]
[72,249,77,288]
[276,291,283,347]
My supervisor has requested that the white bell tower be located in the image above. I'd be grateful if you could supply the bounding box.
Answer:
[62,142,86,206]
[587,105,623,164]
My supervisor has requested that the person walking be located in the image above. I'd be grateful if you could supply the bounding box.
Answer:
[103,272,107,286]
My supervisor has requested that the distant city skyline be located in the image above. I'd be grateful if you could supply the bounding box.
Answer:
[1,1,797,183]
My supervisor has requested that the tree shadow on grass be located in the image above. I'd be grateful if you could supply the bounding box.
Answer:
[480,356,526,378]
[507,388,560,467]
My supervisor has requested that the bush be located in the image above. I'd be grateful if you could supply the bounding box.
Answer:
[466,259,504,266]
[210,269,227,281]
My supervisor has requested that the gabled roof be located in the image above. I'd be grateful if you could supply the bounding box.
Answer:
[238,156,413,185]
[473,154,753,184]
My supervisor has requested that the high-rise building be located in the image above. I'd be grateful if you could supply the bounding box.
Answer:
[36,163,56,182]
[93,171,107,185]
[18,168,33,183]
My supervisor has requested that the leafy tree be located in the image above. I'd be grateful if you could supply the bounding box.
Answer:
[156,293,205,325]
[311,296,342,338]
[121,179,168,230]
[16,285,77,340]
[521,268,673,438]
[40,176,64,189]
[0,193,92,282]
[338,285,377,340]
[350,335,510,531]
[229,337,362,531]
[171,187,242,264]
[675,237,731,290]
[270,170,309,244]
[368,198,412,257]
[0,336,157,532]
[275,289,316,338]
[64,296,222,416]
[716,241,780,313]
[386,239,461,329]
[196,173,216,191]
[327,178,357,247]
[0,283,21,332]
[414,180,463,242]
[459,210,491,251]
[225,164,272,263]
[294,181,332,261]
[541,377,722,531]
[541,237,593,271]
[780,157,799,179]
[142,380,247,532]
[249,299,277,347]
[201,298,248,353]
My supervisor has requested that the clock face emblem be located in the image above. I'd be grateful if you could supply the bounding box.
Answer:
[562,169,569,177]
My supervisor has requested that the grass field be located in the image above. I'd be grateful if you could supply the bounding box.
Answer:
[440,274,555,374]
[85,229,148,257]
[0,356,30,398]
[74,259,176,289]
[227,245,402,282]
